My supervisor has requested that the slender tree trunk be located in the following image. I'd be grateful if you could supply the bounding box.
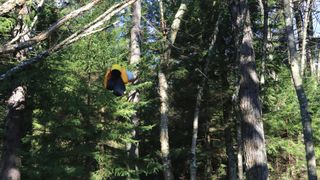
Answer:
[301,0,312,76]
[238,0,269,179]
[283,0,318,179]
[190,13,221,180]
[158,2,173,179]
[127,0,141,178]
[0,86,26,180]
[158,1,187,179]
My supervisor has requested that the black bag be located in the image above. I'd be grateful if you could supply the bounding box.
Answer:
[107,70,126,96]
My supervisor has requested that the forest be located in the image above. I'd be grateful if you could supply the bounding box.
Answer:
[0,0,320,179]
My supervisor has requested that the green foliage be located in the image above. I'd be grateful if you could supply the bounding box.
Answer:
[0,17,16,33]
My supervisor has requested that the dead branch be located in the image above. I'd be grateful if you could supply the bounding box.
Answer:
[0,0,26,15]
[6,0,45,45]
[0,0,102,55]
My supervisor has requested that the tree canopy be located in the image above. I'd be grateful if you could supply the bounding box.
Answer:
[0,0,319,179]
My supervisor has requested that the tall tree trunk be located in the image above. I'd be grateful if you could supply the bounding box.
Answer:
[158,1,187,179]
[238,0,269,179]
[190,12,221,180]
[300,0,312,76]
[127,0,141,178]
[283,0,318,179]
[158,2,173,179]
[0,86,26,180]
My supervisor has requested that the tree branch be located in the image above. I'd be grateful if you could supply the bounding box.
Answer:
[0,0,26,15]
[0,0,102,55]
[6,0,45,45]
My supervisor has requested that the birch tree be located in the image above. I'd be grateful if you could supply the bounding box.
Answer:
[283,0,318,179]
[158,1,187,179]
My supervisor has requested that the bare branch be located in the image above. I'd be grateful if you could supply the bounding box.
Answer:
[0,0,26,15]
[6,0,45,45]
[0,0,102,55]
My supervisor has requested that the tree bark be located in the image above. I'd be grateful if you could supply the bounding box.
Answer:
[0,86,26,180]
[283,0,318,179]
[300,0,313,76]
[238,0,269,179]
[127,0,141,178]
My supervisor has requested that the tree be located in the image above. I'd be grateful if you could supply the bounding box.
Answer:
[157,1,187,179]
[238,0,269,179]
[282,0,318,179]
[0,87,26,180]
[127,0,141,178]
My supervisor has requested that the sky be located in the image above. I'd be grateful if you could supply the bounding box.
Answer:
[312,0,320,37]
